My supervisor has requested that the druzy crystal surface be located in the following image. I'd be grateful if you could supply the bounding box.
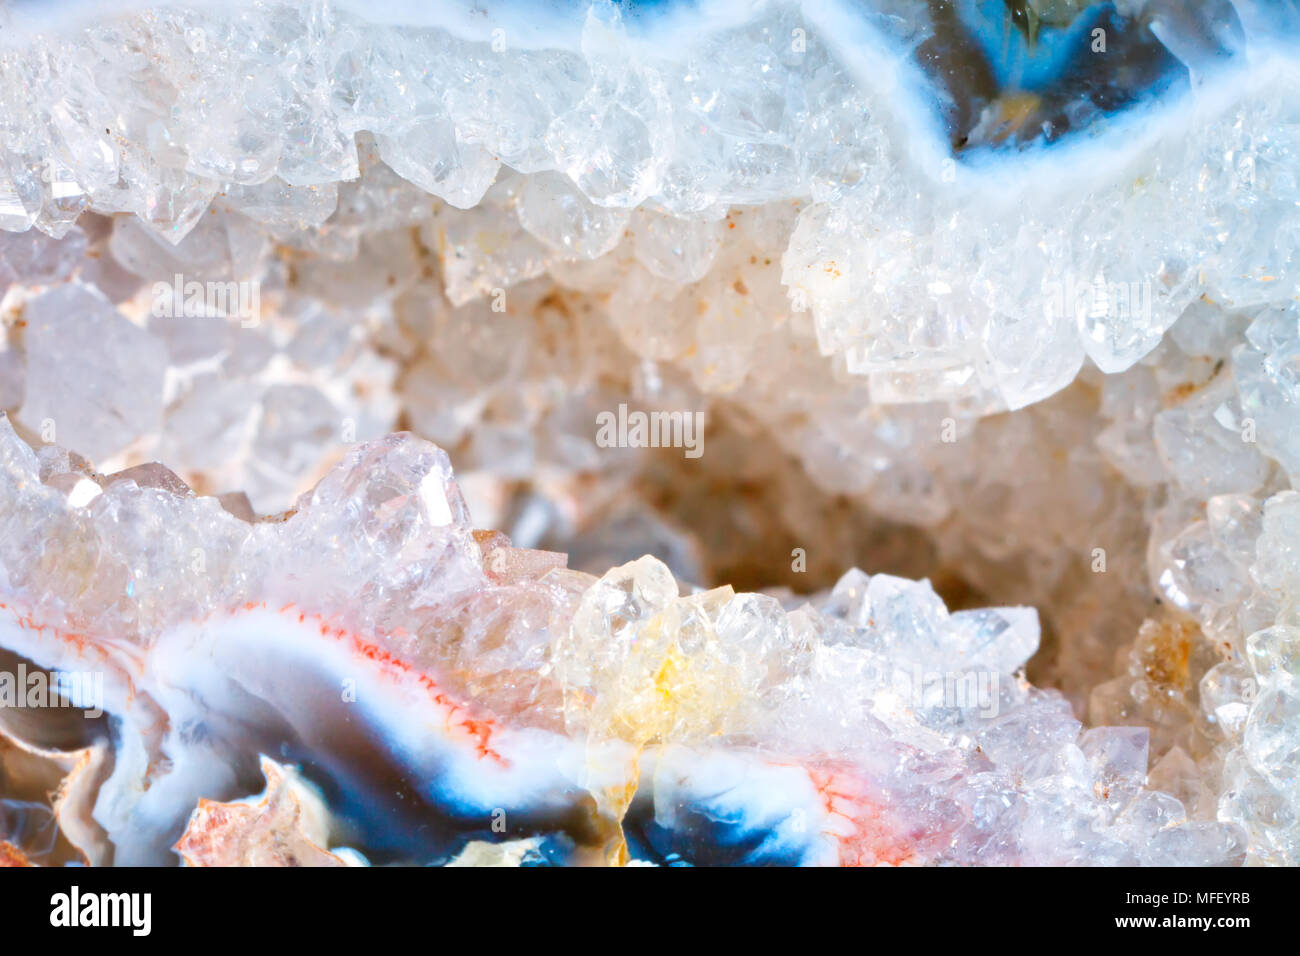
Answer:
[0,0,1297,867]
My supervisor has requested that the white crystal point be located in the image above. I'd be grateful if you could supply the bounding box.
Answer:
[1075,276,1181,375]
[296,432,471,531]
[0,160,42,233]
[518,171,630,260]
[0,411,39,479]
[16,283,167,462]
[376,126,500,210]
[1245,626,1300,680]
[1235,305,1300,479]
[1153,378,1271,497]
[284,432,484,617]
[947,606,1041,674]
[1080,726,1149,789]
[631,207,722,284]
[1244,679,1300,794]
[544,1,671,209]
[558,554,679,706]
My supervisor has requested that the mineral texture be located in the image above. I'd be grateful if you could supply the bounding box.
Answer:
[0,0,1296,866]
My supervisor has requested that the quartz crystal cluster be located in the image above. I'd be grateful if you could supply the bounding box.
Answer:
[0,0,1297,866]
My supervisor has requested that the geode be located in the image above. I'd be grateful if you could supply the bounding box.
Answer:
[0,0,1297,867]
